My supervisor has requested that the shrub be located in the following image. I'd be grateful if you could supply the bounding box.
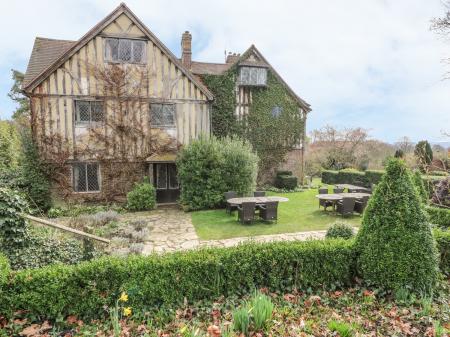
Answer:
[426,206,450,228]
[276,175,298,190]
[413,170,428,204]
[433,228,449,275]
[414,140,433,171]
[338,169,366,186]
[326,223,354,240]
[321,170,339,184]
[355,158,439,296]
[364,170,385,186]
[1,239,355,319]
[126,178,156,211]
[177,136,258,210]
[69,210,119,229]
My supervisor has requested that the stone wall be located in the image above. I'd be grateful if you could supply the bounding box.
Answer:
[279,148,304,181]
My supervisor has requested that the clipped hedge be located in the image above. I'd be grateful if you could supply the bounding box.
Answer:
[321,169,384,187]
[277,175,298,190]
[1,240,355,319]
[426,206,450,228]
[434,229,450,274]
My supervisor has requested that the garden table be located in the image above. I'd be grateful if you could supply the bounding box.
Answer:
[315,193,371,210]
[335,184,370,192]
[227,196,289,205]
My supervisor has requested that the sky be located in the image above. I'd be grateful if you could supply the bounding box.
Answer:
[0,0,449,143]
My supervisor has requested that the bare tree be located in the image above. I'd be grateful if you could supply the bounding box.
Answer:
[431,1,450,78]
[394,136,415,154]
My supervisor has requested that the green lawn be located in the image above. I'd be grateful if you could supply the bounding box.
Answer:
[191,187,362,240]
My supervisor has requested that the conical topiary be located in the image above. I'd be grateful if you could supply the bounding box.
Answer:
[355,158,439,296]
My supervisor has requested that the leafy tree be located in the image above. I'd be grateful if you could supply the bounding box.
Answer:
[414,140,433,171]
[8,70,30,119]
[355,158,439,296]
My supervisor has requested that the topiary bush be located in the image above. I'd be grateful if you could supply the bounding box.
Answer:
[276,175,298,190]
[355,158,439,296]
[412,170,428,204]
[433,228,449,275]
[326,223,355,240]
[321,170,339,184]
[426,206,450,228]
[177,136,258,210]
[364,170,385,186]
[126,178,156,211]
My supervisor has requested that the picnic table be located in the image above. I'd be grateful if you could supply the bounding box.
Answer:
[227,196,289,205]
[315,192,371,201]
[335,184,370,192]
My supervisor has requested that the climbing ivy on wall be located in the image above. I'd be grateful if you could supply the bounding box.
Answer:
[201,72,237,138]
[201,69,305,182]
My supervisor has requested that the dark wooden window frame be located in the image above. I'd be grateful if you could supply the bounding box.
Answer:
[72,162,101,193]
[150,103,176,128]
[104,37,147,64]
[74,100,104,125]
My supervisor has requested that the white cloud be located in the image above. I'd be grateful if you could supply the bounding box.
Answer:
[0,0,449,142]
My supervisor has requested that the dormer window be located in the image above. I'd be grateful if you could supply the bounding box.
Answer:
[239,66,267,86]
[105,38,146,64]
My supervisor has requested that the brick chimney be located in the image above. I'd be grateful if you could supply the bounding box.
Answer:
[181,31,192,69]
[226,52,240,64]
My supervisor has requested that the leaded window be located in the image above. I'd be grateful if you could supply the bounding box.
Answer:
[239,66,267,86]
[150,103,175,127]
[105,38,146,63]
[271,106,283,118]
[73,163,100,192]
[75,100,104,124]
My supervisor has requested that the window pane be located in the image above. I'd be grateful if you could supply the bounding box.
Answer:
[73,163,87,192]
[105,38,119,61]
[156,164,167,189]
[76,101,90,122]
[150,104,163,126]
[240,67,249,84]
[132,40,145,63]
[162,105,175,126]
[86,163,99,191]
[119,39,132,62]
[168,164,178,189]
[271,106,283,118]
[91,101,104,122]
[250,68,258,84]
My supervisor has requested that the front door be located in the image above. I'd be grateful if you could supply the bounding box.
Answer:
[153,163,180,203]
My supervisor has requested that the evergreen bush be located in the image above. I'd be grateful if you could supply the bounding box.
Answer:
[426,206,450,228]
[355,158,439,296]
[177,136,258,210]
[326,223,354,240]
[412,170,428,204]
[126,178,156,211]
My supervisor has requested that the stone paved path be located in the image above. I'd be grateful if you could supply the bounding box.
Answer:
[140,207,329,255]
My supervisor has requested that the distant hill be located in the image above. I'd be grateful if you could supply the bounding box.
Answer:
[430,142,450,149]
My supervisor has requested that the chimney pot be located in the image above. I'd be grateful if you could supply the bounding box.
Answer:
[181,31,192,69]
[226,52,240,64]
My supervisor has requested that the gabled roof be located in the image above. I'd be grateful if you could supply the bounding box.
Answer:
[23,37,76,88]
[191,45,311,111]
[22,3,213,100]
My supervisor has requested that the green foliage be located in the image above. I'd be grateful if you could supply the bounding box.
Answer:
[202,68,305,180]
[322,169,383,187]
[200,73,237,138]
[433,228,449,275]
[412,170,428,204]
[47,204,125,218]
[8,70,30,119]
[177,136,258,210]
[326,223,355,240]
[0,253,10,286]
[249,291,274,331]
[0,121,20,170]
[426,206,450,227]
[1,239,355,319]
[126,178,156,211]
[19,129,52,212]
[414,140,433,170]
[355,158,439,296]
[275,171,298,190]
[327,320,355,337]
[232,307,250,335]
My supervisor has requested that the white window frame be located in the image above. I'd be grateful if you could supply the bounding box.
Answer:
[104,38,147,64]
[72,162,101,193]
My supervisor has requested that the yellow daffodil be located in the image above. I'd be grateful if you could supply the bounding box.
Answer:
[119,292,128,302]
[123,306,132,317]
